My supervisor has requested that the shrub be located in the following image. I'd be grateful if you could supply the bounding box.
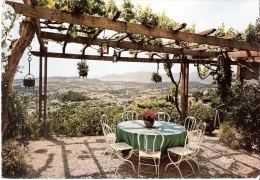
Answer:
[218,121,245,149]
[24,113,44,139]
[2,140,27,178]
[4,90,28,140]
[59,90,89,102]
[48,105,124,136]
[222,82,260,151]
[188,103,216,128]
[128,99,181,123]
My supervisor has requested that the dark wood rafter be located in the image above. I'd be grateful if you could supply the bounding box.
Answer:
[30,51,256,66]
[62,23,73,54]
[115,33,131,41]
[162,40,176,46]
[132,50,143,58]
[115,35,156,57]
[36,32,218,57]
[7,2,259,51]
[187,29,216,48]
[228,51,259,58]
[220,33,241,40]
[197,28,216,36]
[81,11,121,54]
[40,32,260,61]
[172,23,187,31]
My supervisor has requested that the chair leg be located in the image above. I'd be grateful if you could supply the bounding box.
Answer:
[114,149,135,176]
[165,162,182,178]
[184,159,195,175]
[165,151,183,178]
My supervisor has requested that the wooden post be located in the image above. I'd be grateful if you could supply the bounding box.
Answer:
[39,47,43,124]
[236,58,244,87]
[181,60,189,119]
[43,46,48,138]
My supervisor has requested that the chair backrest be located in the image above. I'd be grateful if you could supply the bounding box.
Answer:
[201,122,206,135]
[185,129,203,156]
[137,130,165,157]
[102,123,115,145]
[121,110,138,121]
[100,114,108,133]
[154,112,171,122]
[184,116,196,131]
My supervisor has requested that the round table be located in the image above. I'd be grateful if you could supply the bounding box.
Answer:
[116,120,187,155]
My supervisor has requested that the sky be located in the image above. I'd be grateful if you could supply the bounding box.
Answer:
[10,0,259,79]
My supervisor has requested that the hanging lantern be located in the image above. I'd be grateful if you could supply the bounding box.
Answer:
[23,74,35,88]
[23,45,35,89]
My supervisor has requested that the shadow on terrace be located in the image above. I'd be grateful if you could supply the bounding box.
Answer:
[23,131,260,179]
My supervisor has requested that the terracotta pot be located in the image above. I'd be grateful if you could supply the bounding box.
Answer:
[144,120,155,128]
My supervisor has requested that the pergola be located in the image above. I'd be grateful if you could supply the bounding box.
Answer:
[6,1,260,136]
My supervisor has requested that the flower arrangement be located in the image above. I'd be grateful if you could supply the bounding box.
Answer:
[142,110,155,122]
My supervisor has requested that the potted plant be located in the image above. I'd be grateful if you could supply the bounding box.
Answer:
[151,72,162,83]
[77,61,89,78]
[142,110,155,128]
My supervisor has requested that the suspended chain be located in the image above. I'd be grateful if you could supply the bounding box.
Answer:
[27,44,32,74]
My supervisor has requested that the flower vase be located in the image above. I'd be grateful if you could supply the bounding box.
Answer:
[144,120,155,128]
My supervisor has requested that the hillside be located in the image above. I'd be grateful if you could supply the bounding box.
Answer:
[97,71,213,84]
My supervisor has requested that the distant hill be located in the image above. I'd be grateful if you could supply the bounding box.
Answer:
[98,71,213,84]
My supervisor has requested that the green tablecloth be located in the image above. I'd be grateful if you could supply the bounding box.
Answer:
[116,120,187,155]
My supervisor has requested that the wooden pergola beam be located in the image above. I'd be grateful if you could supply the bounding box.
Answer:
[115,33,131,41]
[172,23,187,31]
[41,32,219,57]
[162,40,176,46]
[221,33,241,40]
[197,28,216,36]
[30,51,256,65]
[62,24,73,54]
[228,51,260,58]
[81,11,121,54]
[8,2,259,51]
[30,51,218,63]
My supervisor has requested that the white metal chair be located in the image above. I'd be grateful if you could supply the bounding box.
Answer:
[102,123,135,175]
[154,112,171,122]
[137,130,165,178]
[165,129,203,178]
[100,114,115,141]
[187,122,206,149]
[184,116,196,132]
[121,110,138,121]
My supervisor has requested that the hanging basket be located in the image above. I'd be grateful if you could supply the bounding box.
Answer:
[77,61,89,78]
[23,74,35,89]
[78,69,88,78]
[151,72,162,83]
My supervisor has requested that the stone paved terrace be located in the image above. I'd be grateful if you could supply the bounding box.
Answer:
[22,131,260,179]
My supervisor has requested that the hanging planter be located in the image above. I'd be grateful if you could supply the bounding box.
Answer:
[151,63,162,83]
[77,60,89,78]
[23,74,35,88]
[151,72,162,83]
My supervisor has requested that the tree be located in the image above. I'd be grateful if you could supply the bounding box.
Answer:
[1,2,36,137]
